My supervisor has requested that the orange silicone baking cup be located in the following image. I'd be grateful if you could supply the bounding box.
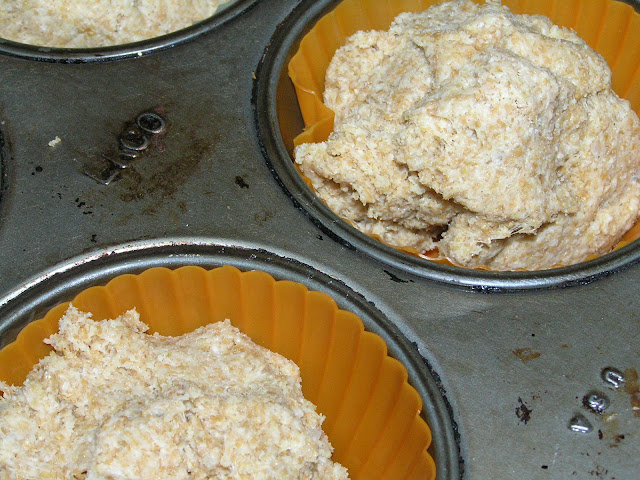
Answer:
[0,265,436,480]
[289,0,640,266]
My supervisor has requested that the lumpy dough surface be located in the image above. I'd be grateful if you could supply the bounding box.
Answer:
[294,0,640,270]
[0,306,349,480]
[0,0,231,48]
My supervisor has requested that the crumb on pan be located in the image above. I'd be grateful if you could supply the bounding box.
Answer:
[294,0,640,271]
[0,0,232,48]
[0,306,349,479]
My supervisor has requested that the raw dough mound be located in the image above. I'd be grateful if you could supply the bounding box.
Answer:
[295,0,640,270]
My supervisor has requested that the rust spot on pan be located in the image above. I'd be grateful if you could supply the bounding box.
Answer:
[513,347,541,363]
[624,368,640,417]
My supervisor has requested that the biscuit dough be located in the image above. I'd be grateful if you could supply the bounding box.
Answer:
[0,306,349,480]
[295,0,640,270]
[0,0,230,48]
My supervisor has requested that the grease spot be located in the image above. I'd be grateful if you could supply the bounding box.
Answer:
[624,368,640,417]
[117,133,206,205]
[254,210,274,226]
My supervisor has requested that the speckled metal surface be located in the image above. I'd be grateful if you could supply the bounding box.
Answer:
[0,0,639,479]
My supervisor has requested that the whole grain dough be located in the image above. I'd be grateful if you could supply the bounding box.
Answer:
[0,306,349,480]
[0,0,231,48]
[294,0,640,270]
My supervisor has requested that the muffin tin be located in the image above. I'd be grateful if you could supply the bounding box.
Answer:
[0,0,639,478]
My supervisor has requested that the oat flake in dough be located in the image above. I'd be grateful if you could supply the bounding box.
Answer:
[294,0,640,270]
[0,306,349,480]
[0,0,231,48]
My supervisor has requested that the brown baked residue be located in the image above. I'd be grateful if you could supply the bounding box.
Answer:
[624,368,640,418]
[513,347,541,363]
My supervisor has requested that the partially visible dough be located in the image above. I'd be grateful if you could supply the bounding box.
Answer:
[0,0,231,48]
[0,306,349,479]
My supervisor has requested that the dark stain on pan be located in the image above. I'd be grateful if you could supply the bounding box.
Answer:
[515,397,532,424]
[0,124,7,210]
[117,133,208,206]
[117,168,145,202]
[74,196,94,216]
[588,465,609,478]
[383,269,413,283]
[235,175,250,188]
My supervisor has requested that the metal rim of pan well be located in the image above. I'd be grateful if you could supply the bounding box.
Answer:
[0,0,259,63]
[253,0,640,293]
[0,126,6,211]
[0,239,463,480]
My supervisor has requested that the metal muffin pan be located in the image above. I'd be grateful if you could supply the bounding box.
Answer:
[0,0,638,478]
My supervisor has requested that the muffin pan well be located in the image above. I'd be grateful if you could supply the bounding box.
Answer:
[1,0,639,478]
[0,0,258,62]
[0,252,459,479]
[255,0,640,289]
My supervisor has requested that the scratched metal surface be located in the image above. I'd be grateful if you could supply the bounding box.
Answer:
[0,0,639,479]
